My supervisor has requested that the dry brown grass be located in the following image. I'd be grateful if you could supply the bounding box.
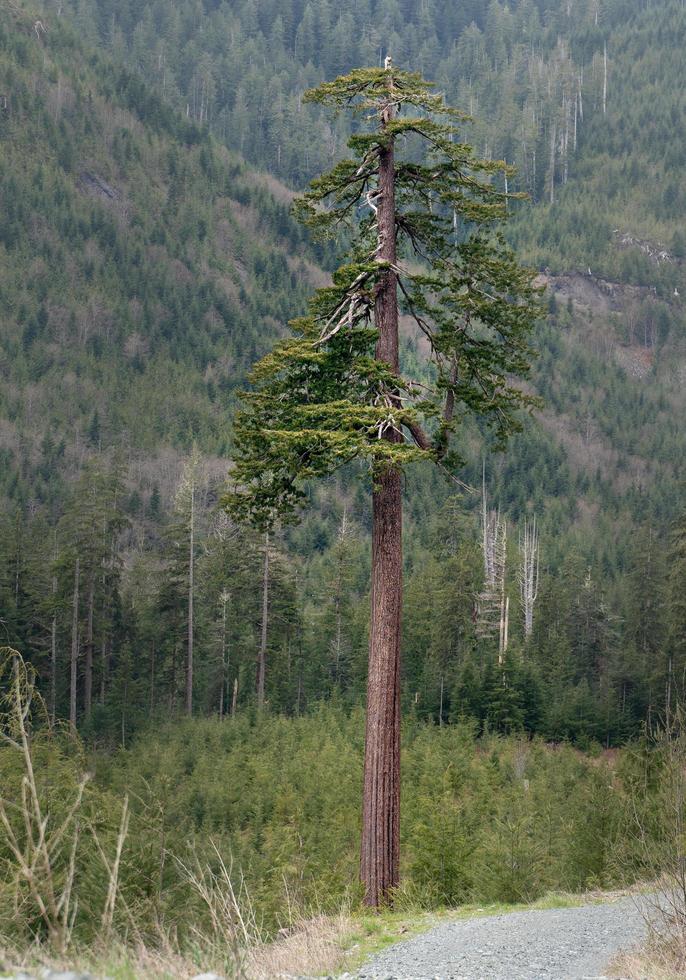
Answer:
[611,935,686,980]
[0,913,354,980]
[0,941,208,980]
[245,912,352,979]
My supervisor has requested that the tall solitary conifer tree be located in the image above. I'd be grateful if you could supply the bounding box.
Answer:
[226,62,540,906]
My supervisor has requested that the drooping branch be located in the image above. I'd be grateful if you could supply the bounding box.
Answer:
[396,273,436,348]
[404,418,432,451]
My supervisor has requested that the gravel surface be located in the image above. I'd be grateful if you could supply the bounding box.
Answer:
[355,897,648,979]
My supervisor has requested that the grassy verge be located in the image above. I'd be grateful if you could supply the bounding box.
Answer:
[0,889,644,980]
[611,940,685,980]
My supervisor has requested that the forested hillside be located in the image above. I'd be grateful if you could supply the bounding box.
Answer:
[0,2,318,490]
[55,0,686,276]
[0,2,319,732]
[1,0,686,747]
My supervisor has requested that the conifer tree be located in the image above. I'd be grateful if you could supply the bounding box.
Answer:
[57,458,127,727]
[667,512,686,722]
[226,62,540,906]
[170,446,206,716]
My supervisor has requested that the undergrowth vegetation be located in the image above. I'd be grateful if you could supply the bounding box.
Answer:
[0,648,675,969]
[98,707,644,928]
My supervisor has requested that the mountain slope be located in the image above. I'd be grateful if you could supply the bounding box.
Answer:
[52,0,685,276]
[0,3,315,511]
[1,0,685,741]
[35,0,686,523]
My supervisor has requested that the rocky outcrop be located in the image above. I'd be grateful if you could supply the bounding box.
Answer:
[536,270,653,314]
[77,171,121,203]
[613,231,677,265]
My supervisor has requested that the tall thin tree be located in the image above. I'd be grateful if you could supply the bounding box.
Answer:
[257,532,269,711]
[218,589,230,717]
[50,532,58,726]
[187,475,195,716]
[226,63,540,905]
[519,516,540,638]
[69,558,79,729]
[173,446,205,716]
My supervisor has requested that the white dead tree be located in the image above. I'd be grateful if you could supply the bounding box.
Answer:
[499,584,509,668]
[477,471,508,662]
[519,517,540,639]
[602,41,608,116]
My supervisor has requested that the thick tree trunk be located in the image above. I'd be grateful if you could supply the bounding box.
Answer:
[257,532,269,711]
[360,83,402,908]
[361,469,402,906]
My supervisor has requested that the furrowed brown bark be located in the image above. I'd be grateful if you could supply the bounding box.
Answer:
[360,78,402,908]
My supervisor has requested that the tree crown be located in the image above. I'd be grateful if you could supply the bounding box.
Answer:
[226,65,542,528]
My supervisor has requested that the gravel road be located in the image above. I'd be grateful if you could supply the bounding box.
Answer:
[355,897,647,979]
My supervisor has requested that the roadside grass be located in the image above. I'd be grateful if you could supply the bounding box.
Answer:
[0,942,235,980]
[608,883,686,980]
[611,939,686,980]
[0,888,645,980]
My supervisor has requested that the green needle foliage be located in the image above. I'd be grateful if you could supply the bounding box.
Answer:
[226,65,542,527]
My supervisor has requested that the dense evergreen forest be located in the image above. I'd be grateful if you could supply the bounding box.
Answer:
[57,0,686,276]
[1,0,686,751]
[3,1,686,975]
